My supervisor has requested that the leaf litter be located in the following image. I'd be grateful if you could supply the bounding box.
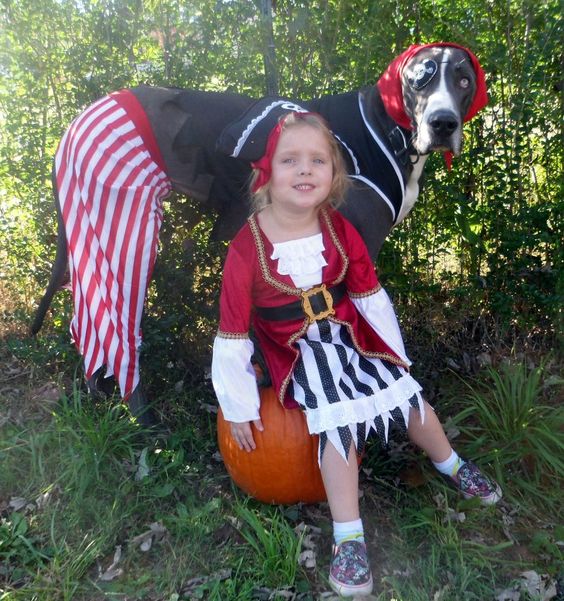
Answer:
[98,545,124,581]
[181,568,232,598]
[496,570,558,600]
[129,521,168,552]
[433,492,466,524]
[295,521,322,570]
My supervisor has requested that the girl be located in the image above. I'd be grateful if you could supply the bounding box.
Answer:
[212,111,501,597]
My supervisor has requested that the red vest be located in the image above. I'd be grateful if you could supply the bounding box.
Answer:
[217,208,407,408]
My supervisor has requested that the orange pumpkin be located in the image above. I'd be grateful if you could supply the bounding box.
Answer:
[217,384,327,504]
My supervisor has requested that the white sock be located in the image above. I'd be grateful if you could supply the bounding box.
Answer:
[432,449,465,478]
[333,518,364,545]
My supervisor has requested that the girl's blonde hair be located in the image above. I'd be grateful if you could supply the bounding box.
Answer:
[250,112,350,212]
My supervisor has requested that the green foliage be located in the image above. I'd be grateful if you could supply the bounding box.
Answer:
[377,536,501,600]
[0,0,561,362]
[452,362,564,507]
[52,388,141,496]
[0,379,220,597]
[0,512,52,578]
[235,502,305,588]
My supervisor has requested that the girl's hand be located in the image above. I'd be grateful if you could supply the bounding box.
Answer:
[229,419,264,452]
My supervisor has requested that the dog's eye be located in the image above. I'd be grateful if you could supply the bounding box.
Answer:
[460,77,470,89]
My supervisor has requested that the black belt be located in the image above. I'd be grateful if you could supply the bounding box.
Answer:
[255,283,346,323]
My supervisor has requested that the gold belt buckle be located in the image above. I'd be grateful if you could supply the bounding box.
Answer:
[301,284,335,323]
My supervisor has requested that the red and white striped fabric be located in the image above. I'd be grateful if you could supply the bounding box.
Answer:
[55,90,172,400]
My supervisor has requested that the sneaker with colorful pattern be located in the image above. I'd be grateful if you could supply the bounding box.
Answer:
[451,461,502,505]
[329,539,373,597]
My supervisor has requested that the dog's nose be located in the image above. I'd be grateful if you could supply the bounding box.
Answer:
[429,111,459,136]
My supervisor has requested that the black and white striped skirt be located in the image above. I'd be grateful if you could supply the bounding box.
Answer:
[288,319,425,464]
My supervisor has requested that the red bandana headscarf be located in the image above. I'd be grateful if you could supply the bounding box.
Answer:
[250,111,322,192]
[377,42,488,168]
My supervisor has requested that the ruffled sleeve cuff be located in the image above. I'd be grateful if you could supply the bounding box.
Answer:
[351,287,411,365]
[211,335,261,422]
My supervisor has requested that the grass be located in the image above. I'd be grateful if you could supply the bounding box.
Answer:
[235,502,306,589]
[451,361,564,508]
[1,335,563,600]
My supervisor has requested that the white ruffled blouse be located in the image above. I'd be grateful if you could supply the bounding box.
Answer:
[270,233,327,289]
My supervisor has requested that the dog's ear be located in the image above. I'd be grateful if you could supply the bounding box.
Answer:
[217,97,308,160]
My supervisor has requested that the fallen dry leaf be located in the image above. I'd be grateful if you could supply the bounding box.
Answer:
[298,549,316,569]
[496,589,520,601]
[433,492,448,511]
[35,486,60,510]
[499,505,519,543]
[433,583,452,600]
[140,536,152,552]
[98,545,123,581]
[135,447,150,481]
[476,352,493,367]
[443,508,466,524]
[30,383,61,403]
[181,568,232,596]
[212,521,243,546]
[294,521,322,536]
[226,515,242,529]
[250,586,312,600]
[129,521,168,551]
[199,402,218,414]
[9,497,28,512]
[302,504,331,525]
[496,571,558,601]
[391,567,415,578]
[520,570,557,600]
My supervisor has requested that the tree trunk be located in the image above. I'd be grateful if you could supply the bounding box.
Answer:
[260,0,279,96]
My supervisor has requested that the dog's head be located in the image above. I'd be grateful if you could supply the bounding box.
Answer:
[378,43,488,159]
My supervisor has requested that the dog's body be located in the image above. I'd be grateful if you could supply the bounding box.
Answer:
[31,44,487,415]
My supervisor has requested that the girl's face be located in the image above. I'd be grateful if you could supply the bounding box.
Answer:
[268,124,334,217]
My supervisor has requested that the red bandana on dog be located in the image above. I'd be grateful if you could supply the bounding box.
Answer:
[377,42,488,168]
[251,111,321,192]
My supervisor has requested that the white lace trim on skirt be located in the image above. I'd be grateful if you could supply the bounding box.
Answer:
[305,373,424,435]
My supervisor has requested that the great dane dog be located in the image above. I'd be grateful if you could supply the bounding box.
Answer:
[31,43,487,423]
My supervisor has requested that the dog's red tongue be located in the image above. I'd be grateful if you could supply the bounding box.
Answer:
[377,42,488,169]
